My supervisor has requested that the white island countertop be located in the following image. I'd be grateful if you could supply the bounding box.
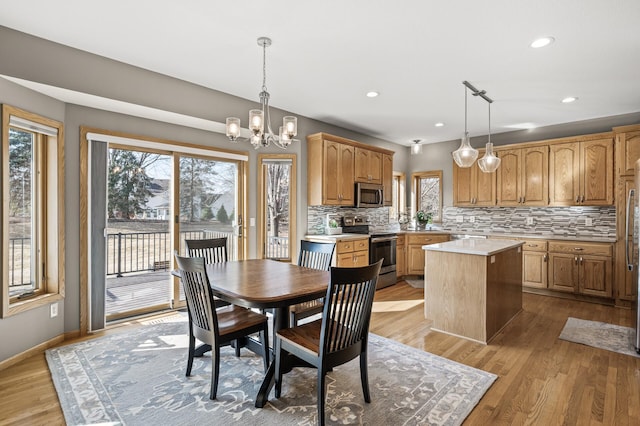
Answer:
[423,238,523,256]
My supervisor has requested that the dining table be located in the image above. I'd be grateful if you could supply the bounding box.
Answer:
[196,258,330,407]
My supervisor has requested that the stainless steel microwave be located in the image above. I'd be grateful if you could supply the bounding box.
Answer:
[356,183,384,208]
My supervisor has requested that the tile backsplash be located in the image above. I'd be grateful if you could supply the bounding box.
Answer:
[441,206,616,239]
[307,205,617,239]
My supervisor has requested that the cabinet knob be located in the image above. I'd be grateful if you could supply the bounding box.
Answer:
[573,247,584,251]
[576,196,580,203]
[574,256,578,265]
[425,238,432,242]
[581,195,585,203]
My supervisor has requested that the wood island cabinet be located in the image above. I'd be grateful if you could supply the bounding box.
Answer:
[355,148,382,184]
[336,238,369,267]
[407,233,449,275]
[453,157,496,207]
[549,137,614,206]
[548,241,613,298]
[496,146,548,206]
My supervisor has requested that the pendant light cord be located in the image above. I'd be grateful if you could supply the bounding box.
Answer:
[464,85,468,134]
[262,42,268,92]
[488,102,491,143]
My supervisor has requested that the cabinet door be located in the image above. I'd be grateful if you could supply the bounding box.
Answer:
[496,149,521,205]
[337,252,355,267]
[353,250,369,267]
[396,244,406,277]
[581,138,614,205]
[453,162,474,206]
[549,143,580,206]
[616,130,640,176]
[338,144,355,205]
[579,255,612,298]
[523,251,548,288]
[474,163,497,206]
[323,140,342,205]
[382,154,393,206]
[407,245,426,275]
[369,151,383,184]
[521,146,548,206]
[549,253,577,292]
[355,148,370,182]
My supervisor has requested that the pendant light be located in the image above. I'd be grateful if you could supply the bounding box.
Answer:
[452,84,478,167]
[478,102,501,173]
[410,139,423,155]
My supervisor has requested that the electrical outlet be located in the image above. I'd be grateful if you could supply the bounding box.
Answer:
[585,218,593,227]
[526,217,534,226]
[50,302,58,318]
[469,216,475,223]
[250,217,256,227]
[456,215,464,223]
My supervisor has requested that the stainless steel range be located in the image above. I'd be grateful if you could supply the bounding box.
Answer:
[341,215,397,289]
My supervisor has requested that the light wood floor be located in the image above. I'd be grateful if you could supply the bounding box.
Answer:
[1,282,639,425]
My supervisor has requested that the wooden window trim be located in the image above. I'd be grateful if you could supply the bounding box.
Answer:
[411,170,443,223]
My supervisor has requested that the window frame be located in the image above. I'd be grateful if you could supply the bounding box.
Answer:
[257,153,297,262]
[2,104,65,318]
[411,170,443,223]
[391,171,406,221]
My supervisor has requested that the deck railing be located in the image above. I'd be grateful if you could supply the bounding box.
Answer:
[9,230,288,286]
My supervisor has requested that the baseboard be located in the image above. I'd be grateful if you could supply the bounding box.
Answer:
[0,334,65,372]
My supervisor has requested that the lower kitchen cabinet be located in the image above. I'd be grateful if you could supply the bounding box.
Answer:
[406,233,449,275]
[336,238,369,267]
[396,235,406,277]
[522,240,548,289]
[548,242,613,298]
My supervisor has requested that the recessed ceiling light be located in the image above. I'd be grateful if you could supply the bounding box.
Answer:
[530,36,555,48]
[366,91,379,98]
[561,96,578,103]
[434,122,445,127]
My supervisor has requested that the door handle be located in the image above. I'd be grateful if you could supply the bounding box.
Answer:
[575,196,580,203]
[579,257,583,265]
[574,256,578,265]
[626,189,635,271]
[543,254,548,262]
[581,195,585,203]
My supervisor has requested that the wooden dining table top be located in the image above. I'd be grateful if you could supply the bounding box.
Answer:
[205,259,330,310]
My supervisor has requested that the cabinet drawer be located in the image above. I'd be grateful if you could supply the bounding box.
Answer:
[522,240,547,252]
[548,241,612,256]
[336,238,368,254]
[407,234,449,245]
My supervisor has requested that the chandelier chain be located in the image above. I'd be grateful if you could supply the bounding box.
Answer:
[262,41,268,92]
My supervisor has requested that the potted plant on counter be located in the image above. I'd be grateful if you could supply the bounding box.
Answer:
[327,218,343,235]
[415,210,433,230]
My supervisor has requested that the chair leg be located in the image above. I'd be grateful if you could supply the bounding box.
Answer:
[274,338,283,398]
[317,369,326,426]
[235,339,241,357]
[210,345,220,400]
[186,325,195,376]
[260,325,270,372]
[359,350,371,403]
[290,311,296,327]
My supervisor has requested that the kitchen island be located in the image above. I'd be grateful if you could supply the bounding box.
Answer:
[423,238,524,344]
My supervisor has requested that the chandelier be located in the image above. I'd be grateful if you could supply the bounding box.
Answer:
[225,37,298,149]
[452,81,500,172]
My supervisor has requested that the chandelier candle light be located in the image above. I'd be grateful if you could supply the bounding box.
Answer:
[226,37,298,149]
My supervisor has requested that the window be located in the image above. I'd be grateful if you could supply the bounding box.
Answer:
[391,171,406,221]
[258,154,296,261]
[412,170,443,222]
[2,105,64,317]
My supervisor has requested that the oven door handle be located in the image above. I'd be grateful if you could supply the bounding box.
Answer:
[370,236,398,243]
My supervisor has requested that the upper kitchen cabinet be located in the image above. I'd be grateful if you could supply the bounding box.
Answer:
[307,133,394,206]
[496,146,548,206]
[614,124,640,177]
[355,148,382,184]
[549,135,614,206]
[382,153,393,206]
[453,153,496,207]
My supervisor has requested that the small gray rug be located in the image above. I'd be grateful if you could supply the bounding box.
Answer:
[559,317,640,358]
[406,279,424,288]
[46,315,496,425]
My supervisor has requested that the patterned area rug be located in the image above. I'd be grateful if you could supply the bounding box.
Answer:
[46,315,497,425]
[559,317,640,358]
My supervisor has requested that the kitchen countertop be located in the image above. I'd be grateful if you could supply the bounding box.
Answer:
[305,234,369,241]
[395,229,616,243]
[423,238,524,256]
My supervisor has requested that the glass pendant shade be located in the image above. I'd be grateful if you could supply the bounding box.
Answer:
[478,142,501,173]
[283,116,297,139]
[249,109,264,134]
[226,117,241,141]
[452,133,478,167]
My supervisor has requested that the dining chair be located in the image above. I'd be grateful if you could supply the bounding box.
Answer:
[289,240,336,326]
[174,253,270,400]
[274,259,383,426]
[185,238,230,310]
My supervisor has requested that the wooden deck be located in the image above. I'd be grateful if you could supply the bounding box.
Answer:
[106,271,178,319]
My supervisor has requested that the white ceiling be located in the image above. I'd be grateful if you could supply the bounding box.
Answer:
[1,0,639,146]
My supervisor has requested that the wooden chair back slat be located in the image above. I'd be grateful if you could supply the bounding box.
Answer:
[297,240,335,271]
[185,238,228,264]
